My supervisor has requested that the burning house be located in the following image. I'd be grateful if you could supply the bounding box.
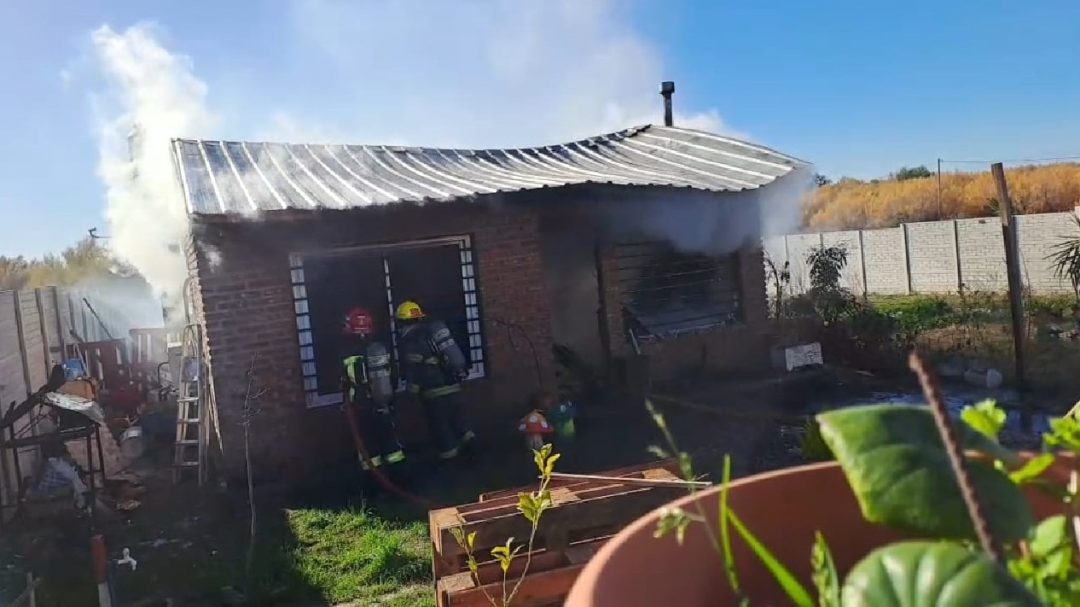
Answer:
[172,104,807,479]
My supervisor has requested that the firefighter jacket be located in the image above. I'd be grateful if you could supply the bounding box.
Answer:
[341,342,394,412]
[399,321,463,399]
[340,342,404,468]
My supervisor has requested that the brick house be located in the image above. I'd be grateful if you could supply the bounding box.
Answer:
[172,125,805,480]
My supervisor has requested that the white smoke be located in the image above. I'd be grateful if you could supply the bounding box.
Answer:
[81,5,801,301]
[592,166,813,256]
[267,0,728,145]
[89,23,217,300]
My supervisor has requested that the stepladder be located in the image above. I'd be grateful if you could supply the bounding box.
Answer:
[173,323,208,485]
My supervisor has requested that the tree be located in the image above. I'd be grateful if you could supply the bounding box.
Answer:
[814,173,832,187]
[0,256,30,290]
[0,236,138,291]
[892,165,933,181]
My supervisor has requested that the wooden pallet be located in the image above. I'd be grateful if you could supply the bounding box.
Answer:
[430,459,683,607]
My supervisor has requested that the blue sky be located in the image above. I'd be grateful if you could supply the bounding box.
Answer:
[2,0,1079,259]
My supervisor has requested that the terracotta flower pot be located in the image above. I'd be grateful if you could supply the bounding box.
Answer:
[566,459,1068,607]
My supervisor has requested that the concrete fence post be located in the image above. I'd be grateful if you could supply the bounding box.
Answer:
[782,235,793,294]
[858,230,869,298]
[952,220,963,293]
[901,224,913,294]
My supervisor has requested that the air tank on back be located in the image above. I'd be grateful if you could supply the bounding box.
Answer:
[364,341,394,406]
[428,320,468,377]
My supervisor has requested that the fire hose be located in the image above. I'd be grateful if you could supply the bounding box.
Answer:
[341,393,433,510]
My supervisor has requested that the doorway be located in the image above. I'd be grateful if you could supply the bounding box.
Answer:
[538,215,605,371]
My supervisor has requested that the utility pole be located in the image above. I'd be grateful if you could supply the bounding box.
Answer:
[991,162,1026,394]
[936,158,943,218]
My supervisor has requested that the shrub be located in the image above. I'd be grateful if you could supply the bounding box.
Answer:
[871,295,954,336]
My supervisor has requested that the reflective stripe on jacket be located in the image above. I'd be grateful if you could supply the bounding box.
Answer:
[342,354,367,402]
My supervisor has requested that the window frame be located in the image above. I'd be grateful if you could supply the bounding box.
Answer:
[290,234,485,409]
[614,240,744,342]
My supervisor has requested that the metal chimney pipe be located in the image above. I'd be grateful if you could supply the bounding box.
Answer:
[659,81,675,126]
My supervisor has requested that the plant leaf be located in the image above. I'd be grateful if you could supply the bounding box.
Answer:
[1045,416,1080,454]
[1030,514,1072,576]
[727,509,814,607]
[842,541,1040,606]
[1009,454,1055,485]
[654,506,691,546]
[817,404,1033,541]
[449,526,465,547]
[961,399,1007,440]
[648,445,671,459]
[677,451,694,483]
[544,453,561,478]
[811,532,840,607]
[533,444,552,475]
[719,455,740,595]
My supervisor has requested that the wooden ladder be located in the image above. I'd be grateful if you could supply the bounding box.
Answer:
[172,323,207,485]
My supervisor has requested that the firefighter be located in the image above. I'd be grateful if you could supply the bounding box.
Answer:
[340,307,406,477]
[395,300,475,460]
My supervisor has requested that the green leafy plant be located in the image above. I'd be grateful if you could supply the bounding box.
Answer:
[811,532,840,607]
[648,370,1080,606]
[450,444,559,607]
[818,404,1031,542]
[806,244,848,293]
[842,541,1039,605]
[962,398,1008,439]
[1048,215,1080,303]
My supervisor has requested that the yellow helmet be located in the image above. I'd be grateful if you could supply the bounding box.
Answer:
[395,300,425,321]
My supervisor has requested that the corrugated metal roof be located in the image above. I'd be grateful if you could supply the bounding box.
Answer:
[172,124,804,215]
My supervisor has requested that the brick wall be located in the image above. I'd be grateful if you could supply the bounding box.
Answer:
[188,201,554,480]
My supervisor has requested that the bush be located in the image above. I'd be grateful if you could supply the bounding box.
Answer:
[1026,294,1078,321]
[871,295,954,336]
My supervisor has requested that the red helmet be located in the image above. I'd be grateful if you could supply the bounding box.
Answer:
[342,307,375,336]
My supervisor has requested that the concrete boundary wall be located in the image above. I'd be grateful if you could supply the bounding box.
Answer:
[767,209,1080,296]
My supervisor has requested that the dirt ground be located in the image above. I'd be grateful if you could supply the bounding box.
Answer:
[0,366,1027,606]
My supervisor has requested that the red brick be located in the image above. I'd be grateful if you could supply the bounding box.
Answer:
[190,203,554,480]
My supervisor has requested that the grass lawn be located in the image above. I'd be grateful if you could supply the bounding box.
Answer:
[270,508,433,607]
[0,499,436,606]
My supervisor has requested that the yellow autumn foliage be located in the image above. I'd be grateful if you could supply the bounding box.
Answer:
[805,163,1080,230]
